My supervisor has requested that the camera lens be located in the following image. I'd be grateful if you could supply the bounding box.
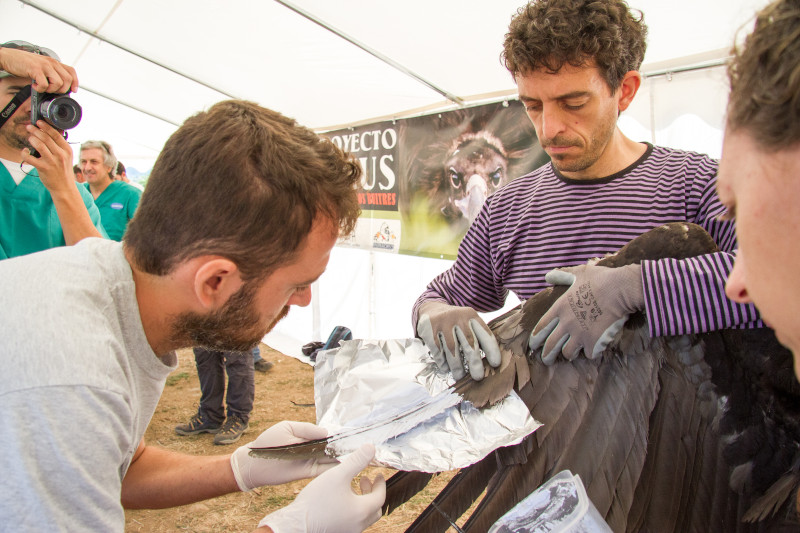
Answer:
[40,95,82,130]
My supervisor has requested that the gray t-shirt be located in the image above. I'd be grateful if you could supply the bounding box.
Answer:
[0,238,177,531]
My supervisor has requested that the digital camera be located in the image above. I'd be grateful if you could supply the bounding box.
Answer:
[30,88,82,130]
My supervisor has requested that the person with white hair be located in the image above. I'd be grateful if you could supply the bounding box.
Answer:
[80,139,141,241]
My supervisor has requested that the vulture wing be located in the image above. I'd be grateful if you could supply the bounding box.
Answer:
[385,222,800,532]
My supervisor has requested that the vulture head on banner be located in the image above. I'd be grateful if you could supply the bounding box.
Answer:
[399,103,545,239]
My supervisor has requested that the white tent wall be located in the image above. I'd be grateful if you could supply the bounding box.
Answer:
[264,247,462,356]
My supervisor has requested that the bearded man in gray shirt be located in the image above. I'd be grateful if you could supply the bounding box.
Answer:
[0,99,385,533]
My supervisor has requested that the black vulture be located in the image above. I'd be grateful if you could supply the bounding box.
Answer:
[383,222,800,532]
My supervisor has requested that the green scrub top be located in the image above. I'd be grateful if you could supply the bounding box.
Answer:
[85,181,142,242]
[0,163,107,260]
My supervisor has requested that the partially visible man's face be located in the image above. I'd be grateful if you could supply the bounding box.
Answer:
[0,76,33,151]
[516,63,622,179]
[172,216,339,352]
[80,147,113,186]
[718,129,800,376]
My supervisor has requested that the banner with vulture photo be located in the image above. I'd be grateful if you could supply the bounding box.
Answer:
[324,100,548,259]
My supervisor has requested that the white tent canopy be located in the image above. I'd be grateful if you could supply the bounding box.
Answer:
[1,0,770,354]
[2,0,768,167]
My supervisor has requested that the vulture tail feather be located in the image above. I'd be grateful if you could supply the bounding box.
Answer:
[405,453,498,533]
[383,470,435,516]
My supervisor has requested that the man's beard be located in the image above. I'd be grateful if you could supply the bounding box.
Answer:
[0,115,32,151]
[543,111,617,175]
[170,282,290,353]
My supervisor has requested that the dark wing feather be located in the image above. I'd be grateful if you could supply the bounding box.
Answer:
[624,333,726,532]
[459,336,661,533]
[404,453,499,532]
[382,471,434,516]
[454,345,524,409]
[248,437,330,461]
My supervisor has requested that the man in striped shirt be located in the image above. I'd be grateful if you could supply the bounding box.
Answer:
[414,0,761,381]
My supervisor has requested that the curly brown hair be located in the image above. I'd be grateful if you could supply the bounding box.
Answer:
[502,0,648,92]
[727,0,800,151]
[124,100,361,281]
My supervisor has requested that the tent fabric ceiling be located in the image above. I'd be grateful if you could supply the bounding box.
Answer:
[1,0,768,170]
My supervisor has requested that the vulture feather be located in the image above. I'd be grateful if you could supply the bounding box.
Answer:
[384,222,800,532]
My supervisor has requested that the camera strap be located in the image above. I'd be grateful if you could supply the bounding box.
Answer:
[0,85,31,130]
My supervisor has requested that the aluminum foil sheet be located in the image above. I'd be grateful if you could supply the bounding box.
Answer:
[314,338,541,472]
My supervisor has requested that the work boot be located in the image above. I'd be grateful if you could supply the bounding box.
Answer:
[254,359,274,372]
[214,415,249,445]
[175,412,221,436]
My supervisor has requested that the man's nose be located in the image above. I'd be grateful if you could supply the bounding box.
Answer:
[725,253,752,304]
[540,105,566,141]
[289,286,313,307]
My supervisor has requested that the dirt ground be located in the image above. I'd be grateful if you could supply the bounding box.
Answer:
[124,344,464,532]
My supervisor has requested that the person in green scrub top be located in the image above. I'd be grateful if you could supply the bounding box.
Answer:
[115,160,144,191]
[80,140,142,242]
[0,41,105,259]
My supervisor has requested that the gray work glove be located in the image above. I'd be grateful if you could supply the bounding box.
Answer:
[416,300,502,381]
[529,264,644,365]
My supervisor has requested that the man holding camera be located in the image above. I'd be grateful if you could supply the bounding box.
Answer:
[0,40,105,259]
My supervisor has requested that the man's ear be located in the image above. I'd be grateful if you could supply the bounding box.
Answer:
[192,257,243,310]
[617,70,642,112]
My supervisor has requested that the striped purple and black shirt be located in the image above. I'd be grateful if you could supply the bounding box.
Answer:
[413,144,761,338]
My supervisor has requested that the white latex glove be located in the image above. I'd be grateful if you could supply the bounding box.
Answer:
[416,300,502,381]
[258,443,386,533]
[230,421,337,491]
[529,264,644,365]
